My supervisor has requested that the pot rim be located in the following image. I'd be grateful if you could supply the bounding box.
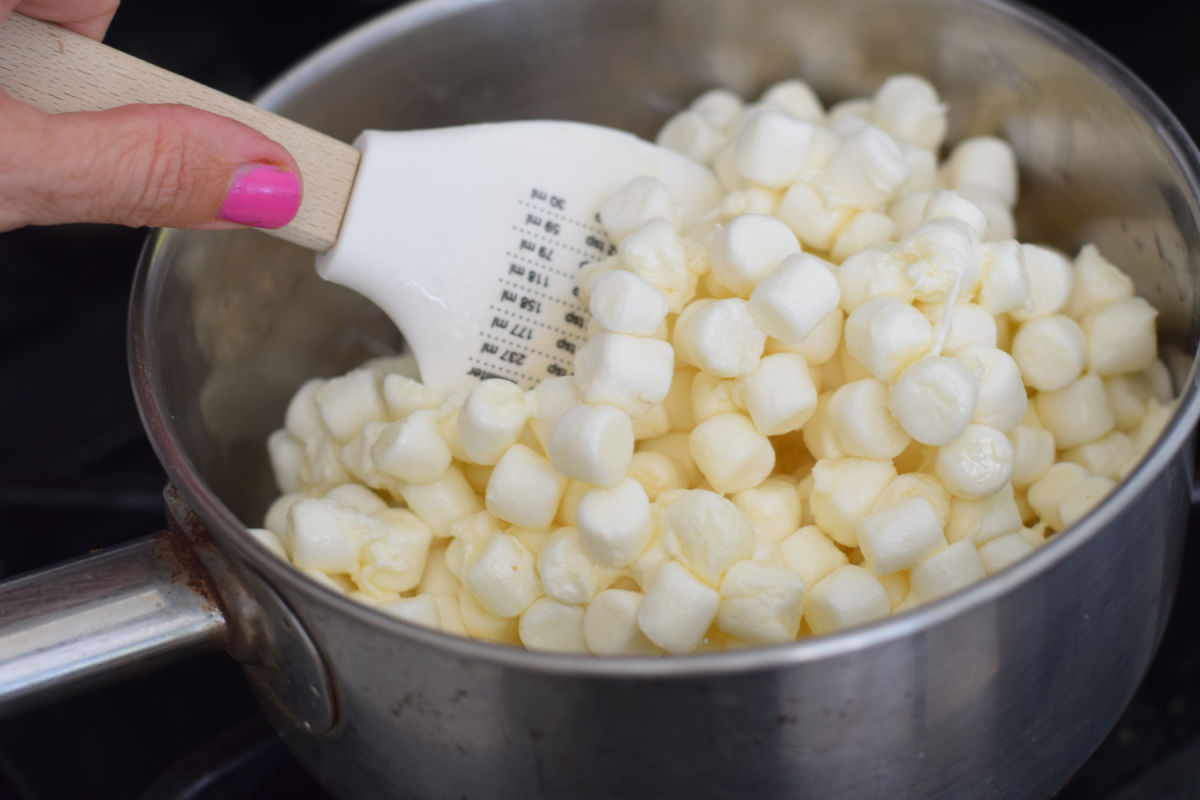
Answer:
[130,0,1200,678]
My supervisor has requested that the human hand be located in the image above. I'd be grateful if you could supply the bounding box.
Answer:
[0,0,301,232]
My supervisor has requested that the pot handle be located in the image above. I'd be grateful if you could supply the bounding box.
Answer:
[0,531,226,717]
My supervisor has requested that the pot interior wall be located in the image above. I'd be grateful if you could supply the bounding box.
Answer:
[136,0,1200,525]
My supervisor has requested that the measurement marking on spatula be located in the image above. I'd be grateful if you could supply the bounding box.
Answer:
[488,305,584,340]
[518,201,607,237]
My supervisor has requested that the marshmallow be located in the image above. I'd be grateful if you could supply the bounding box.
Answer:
[1058,475,1117,528]
[372,410,453,484]
[1010,244,1073,321]
[977,532,1036,575]
[547,403,634,487]
[637,560,721,654]
[910,540,986,603]
[618,219,697,312]
[1105,373,1157,431]
[325,483,388,515]
[978,239,1031,314]
[285,378,327,442]
[889,357,978,446]
[574,331,674,417]
[432,594,468,636]
[661,367,696,432]
[900,145,938,194]
[461,532,542,618]
[844,295,933,383]
[959,187,1016,241]
[483,444,567,529]
[418,543,461,596]
[247,527,288,561]
[953,345,1026,432]
[872,74,947,151]
[825,124,912,210]
[584,589,662,655]
[922,303,997,355]
[829,212,898,264]
[1027,462,1090,531]
[1066,244,1134,319]
[780,308,844,366]
[519,597,589,653]
[555,479,591,528]
[299,436,352,491]
[1007,425,1057,488]
[526,375,580,452]
[934,424,1014,500]
[1062,431,1135,481]
[576,478,654,568]
[392,466,481,537]
[264,492,303,538]
[779,525,849,589]
[920,191,989,240]
[690,371,742,423]
[673,298,767,378]
[688,412,776,494]
[858,496,947,575]
[748,253,841,344]
[638,431,703,488]
[730,110,819,188]
[1011,315,1086,392]
[288,498,369,573]
[382,373,447,419]
[809,457,897,547]
[656,111,726,163]
[946,482,1022,546]
[599,177,678,243]
[630,403,671,441]
[457,587,520,644]
[944,137,1018,206]
[690,87,746,131]
[836,248,910,314]
[801,392,846,461]
[717,561,806,645]
[537,527,606,605]
[268,430,305,494]
[893,219,981,305]
[738,353,819,436]
[776,180,856,251]
[377,595,441,629]
[759,79,824,120]
[357,511,434,593]
[732,477,803,543]
[828,378,911,458]
[709,214,801,297]
[588,269,671,335]
[804,565,891,635]
[626,451,687,501]
[661,490,756,586]
[457,379,527,465]
[315,369,386,443]
[1081,297,1158,376]
[1034,375,1115,450]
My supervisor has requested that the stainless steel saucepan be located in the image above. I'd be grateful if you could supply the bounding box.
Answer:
[1,1,1199,797]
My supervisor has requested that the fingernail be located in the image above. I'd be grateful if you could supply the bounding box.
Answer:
[218,164,301,228]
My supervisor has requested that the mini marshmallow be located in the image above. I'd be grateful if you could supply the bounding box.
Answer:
[485,444,568,529]
[461,532,542,618]
[709,214,801,297]
[547,404,634,487]
[776,180,857,251]
[1058,475,1117,528]
[636,560,722,655]
[760,79,824,120]
[299,437,351,491]
[944,137,1018,207]
[730,110,819,188]
[631,403,671,441]
[779,525,848,589]
[1063,431,1135,481]
[934,424,1014,500]
[576,478,654,568]
[526,375,580,452]
[1105,373,1157,431]
[946,483,1022,546]
[1066,244,1134,319]
[690,87,746,131]
[432,595,468,636]
[618,219,697,312]
[661,490,756,586]
[626,451,687,501]
[537,527,606,605]
[830,212,898,264]
[418,543,461,595]
[836,248,911,314]
[922,303,997,355]
[978,239,1031,314]
[919,191,989,240]
[288,498,370,573]
[574,331,675,417]
[656,111,726,163]
[264,492,303,538]
[673,298,767,378]
[339,423,388,489]
[315,369,386,443]
[1007,425,1057,488]
[825,124,912,210]
[688,412,776,494]
[875,471,950,519]
[584,589,662,655]
[717,561,806,645]
[1081,297,1158,376]
[268,430,304,493]
[519,597,589,653]
[857,496,947,575]
[372,410,453,484]
[457,587,520,644]
[588,269,671,336]
[377,595,441,629]
[1011,315,1086,392]
[382,373,447,419]
[804,565,891,635]
[661,367,696,432]
[909,540,985,603]
[801,392,847,461]
[889,357,978,446]
[738,353,819,436]
[555,479,591,528]
[872,74,947,151]
[1027,462,1090,531]
[732,477,802,543]
[325,483,388,515]
[748,253,841,344]
[827,378,911,458]
[393,466,482,537]
[690,371,742,423]
[357,512,434,593]
[1010,244,1073,321]
[458,379,528,465]
[900,145,938,195]
[844,295,933,383]
[1035,375,1115,450]
[958,186,1016,242]
[977,532,1036,575]
[599,176,678,243]
[638,431,703,488]
[247,528,289,561]
[780,308,844,366]
[285,379,327,442]
[893,219,981,304]
[953,345,1026,432]
[828,97,873,128]
[809,457,897,547]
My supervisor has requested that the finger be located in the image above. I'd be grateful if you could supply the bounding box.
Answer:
[9,0,119,40]
[0,92,301,231]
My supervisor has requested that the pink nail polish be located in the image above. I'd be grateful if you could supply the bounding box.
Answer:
[218,164,301,228]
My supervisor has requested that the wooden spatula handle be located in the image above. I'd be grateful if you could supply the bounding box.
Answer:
[0,12,358,251]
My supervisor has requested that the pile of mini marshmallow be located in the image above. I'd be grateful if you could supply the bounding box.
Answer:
[256,74,1176,655]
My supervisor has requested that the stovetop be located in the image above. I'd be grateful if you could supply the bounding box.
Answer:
[1,1,1198,798]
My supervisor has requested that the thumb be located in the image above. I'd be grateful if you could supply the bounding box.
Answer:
[0,91,301,231]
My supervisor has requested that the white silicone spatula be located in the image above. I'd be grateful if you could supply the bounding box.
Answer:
[0,13,720,391]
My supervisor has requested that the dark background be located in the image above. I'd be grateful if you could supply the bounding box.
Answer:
[1,0,1198,797]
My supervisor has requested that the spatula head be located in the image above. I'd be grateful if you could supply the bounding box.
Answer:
[316,121,721,391]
